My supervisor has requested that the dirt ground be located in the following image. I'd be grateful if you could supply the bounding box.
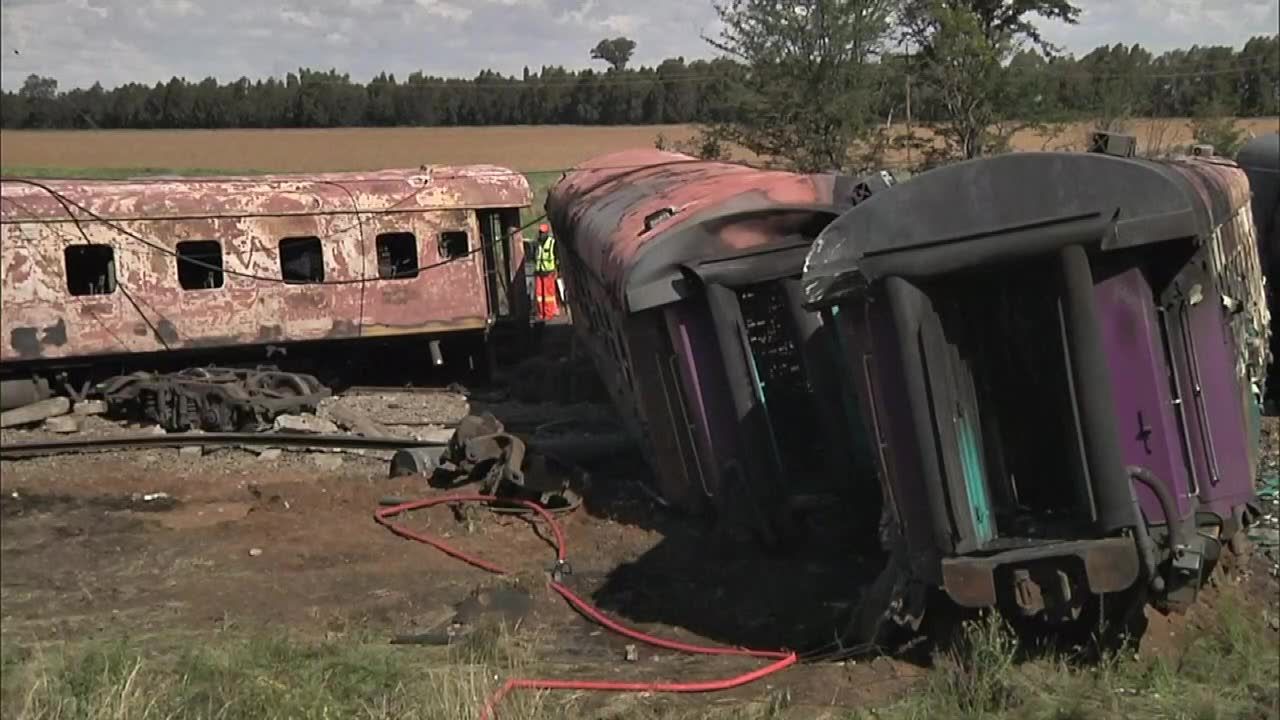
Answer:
[2,118,1276,174]
[2,396,1277,715]
[0,392,923,712]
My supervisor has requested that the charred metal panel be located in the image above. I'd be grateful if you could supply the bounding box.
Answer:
[547,149,843,310]
[0,168,531,368]
[547,150,872,533]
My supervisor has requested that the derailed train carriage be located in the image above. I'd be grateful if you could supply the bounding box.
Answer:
[546,149,887,539]
[802,149,1271,634]
[0,168,533,412]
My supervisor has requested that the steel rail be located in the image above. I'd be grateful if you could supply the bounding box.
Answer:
[0,431,445,459]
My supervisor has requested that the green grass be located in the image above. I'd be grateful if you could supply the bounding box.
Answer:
[0,165,270,179]
[521,169,564,227]
[3,588,1275,720]
[858,590,1280,720]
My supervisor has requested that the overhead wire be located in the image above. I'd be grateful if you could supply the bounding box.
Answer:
[22,177,176,351]
[1,175,561,286]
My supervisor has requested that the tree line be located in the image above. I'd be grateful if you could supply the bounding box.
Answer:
[1,35,1275,132]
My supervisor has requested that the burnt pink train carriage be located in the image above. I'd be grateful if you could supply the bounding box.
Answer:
[0,166,532,398]
[546,149,884,539]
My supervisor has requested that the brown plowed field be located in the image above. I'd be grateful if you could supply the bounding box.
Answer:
[2,118,1276,174]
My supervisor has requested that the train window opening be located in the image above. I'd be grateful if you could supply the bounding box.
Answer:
[64,245,117,296]
[736,282,833,489]
[176,240,225,290]
[928,260,1090,541]
[279,236,325,283]
[439,231,469,260]
[376,232,419,279]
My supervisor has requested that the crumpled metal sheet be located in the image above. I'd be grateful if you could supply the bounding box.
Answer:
[546,149,839,305]
[1167,158,1272,399]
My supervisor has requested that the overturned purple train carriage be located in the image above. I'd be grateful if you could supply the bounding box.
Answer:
[803,148,1271,634]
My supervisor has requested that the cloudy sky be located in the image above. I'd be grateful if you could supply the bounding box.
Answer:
[1,0,1276,91]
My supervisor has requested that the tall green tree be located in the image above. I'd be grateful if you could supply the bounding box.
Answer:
[903,0,1080,160]
[704,0,897,172]
[591,37,637,72]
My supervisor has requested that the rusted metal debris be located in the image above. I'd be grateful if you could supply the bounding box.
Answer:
[422,412,583,512]
[95,366,330,432]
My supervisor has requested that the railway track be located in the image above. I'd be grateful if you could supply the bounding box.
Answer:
[0,428,635,463]
[0,431,443,460]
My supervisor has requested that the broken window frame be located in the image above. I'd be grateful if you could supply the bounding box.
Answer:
[175,240,226,291]
[438,230,470,261]
[375,231,420,280]
[63,244,118,297]
[278,236,325,284]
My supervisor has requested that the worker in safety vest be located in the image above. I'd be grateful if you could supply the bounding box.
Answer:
[523,226,541,315]
[532,224,560,319]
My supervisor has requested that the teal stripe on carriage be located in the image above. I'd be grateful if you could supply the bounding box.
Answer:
[744,340,786,477]
[957,414,994,545]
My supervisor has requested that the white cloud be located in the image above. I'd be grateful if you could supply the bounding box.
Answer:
[601,13,644,34]
[556,0,596,26]
[0,0,1272,91]
[278,7,320,28]
[414,0,470,21]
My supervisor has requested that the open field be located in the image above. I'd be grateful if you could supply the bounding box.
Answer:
[2,390,1277,720]
[3,118,1277,178]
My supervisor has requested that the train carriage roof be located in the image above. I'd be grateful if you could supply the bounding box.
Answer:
[802,151,1254,307]
[0,166,532,224]
[546,149,848,312]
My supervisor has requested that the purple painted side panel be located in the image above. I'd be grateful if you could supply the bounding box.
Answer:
[1096,269,1194,522]
[1183,288,1256,516]
[663,300,738,498]
[844,302,943,582]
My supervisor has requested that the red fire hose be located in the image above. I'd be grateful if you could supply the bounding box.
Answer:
[375,494,797,720]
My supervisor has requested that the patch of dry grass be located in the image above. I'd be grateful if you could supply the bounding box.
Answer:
[4,584,1274,720]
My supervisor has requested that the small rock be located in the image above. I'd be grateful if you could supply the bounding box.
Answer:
[624,644,639,662]
[415,427,456,445]
[44,415,81,434]
[257,448,283,461]
[73,399,108,416]
[312,454,344,471]
[179,445,204,458]
[248,548,263,557]
[146,425,167,435]
[274,413,341,434]
[1248,528,1280,548]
